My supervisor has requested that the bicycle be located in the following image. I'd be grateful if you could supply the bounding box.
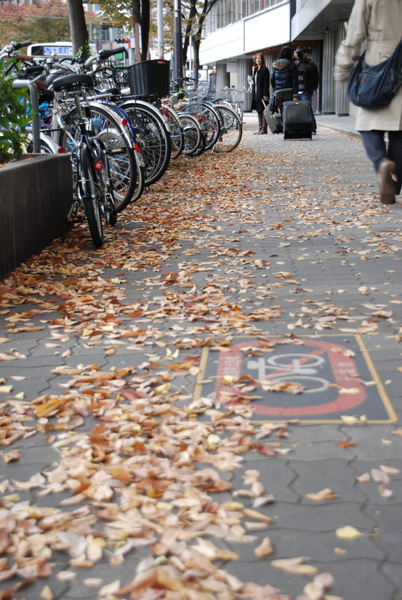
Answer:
[47,62,143,213]
[84,54,172,187]
[50,71,119,247]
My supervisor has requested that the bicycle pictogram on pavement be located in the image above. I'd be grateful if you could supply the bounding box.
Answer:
[195,335,396,423]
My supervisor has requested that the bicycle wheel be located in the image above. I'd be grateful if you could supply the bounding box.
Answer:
[131,151,145,203]
[58,106,136,213]
[161,105,184,159]
[120,100,171,186]
[178,114,203,156]
[26,132,59,154]
[185,102,220,151]
[80,146,104,248]
[213,105,243,152]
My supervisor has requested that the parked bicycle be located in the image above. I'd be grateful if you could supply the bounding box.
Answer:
[48,71,120,247]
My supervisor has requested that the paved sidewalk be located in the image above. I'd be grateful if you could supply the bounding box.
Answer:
[316,113,360,139]
[1,115,402,600]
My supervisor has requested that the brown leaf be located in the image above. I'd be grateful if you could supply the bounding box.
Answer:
[305,488,339,501]
[3,449,21,463]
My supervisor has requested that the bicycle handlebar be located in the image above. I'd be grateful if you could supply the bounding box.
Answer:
[13,40,31,51]
[99,47,127,60]
[84,46,127,69]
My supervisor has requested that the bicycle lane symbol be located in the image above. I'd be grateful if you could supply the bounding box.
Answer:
[210,338,368,417]
[247,350,330,393]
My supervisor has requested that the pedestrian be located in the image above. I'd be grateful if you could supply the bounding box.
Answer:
[334,0,402,205]
[293,46,319,134]
[251,52,270,135]
[270,46,299,121]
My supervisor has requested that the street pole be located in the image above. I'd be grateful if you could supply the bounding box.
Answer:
[174,0,183,81]
[157,0,164,59]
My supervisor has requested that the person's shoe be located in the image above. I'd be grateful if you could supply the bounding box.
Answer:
[378,159,396,204]
[254,130,263,135]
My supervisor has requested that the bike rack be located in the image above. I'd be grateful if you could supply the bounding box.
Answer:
[12,79,40,154]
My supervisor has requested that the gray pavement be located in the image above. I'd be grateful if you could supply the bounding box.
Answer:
[1,114,402,600]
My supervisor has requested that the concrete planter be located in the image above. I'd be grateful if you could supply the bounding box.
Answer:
[0,153,73,278]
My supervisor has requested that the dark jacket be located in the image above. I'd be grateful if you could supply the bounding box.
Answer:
[271,59,298,96]
[252,65,270,113]
[295,58,319,95]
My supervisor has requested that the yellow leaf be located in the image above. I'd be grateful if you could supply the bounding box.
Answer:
[254,537,274,557]
[220,502,245,511]
[40,585,54,600]
[284,564,319,576]
[380,465,400,475]
[340,415,359,425]
[243,508,272,522]
[305,488,339,501]
[304,581,323,600]
[3,494,20,502]
[335,526,365,540]
[0,385,13,393]
[56,571,76,582]
[154,383,171,394]
[271,557,315,574]
[206,434,221,450]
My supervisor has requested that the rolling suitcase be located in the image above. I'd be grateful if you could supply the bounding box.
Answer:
[282,100,312,140]
[266,111,283,134]
[263,101,282,135]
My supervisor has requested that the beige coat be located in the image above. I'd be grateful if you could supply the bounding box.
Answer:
[334,0,402,131]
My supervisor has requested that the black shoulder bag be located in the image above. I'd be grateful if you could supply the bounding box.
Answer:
[347,39,402,109]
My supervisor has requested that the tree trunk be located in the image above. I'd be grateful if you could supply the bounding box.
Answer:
[191,0,208,85]
[183,0,196,74]
[192,36,200,86]
[132,0,141,62]
[140,0,150,61]
[67,0,89,59]
[190,0,219,84]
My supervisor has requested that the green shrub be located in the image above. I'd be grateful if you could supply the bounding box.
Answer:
[0,60,31,163]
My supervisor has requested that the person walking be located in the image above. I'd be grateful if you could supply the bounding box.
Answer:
[334,0,402,205]
[270,46,298,120]
[251,52,270,134]
[293,46,319,134]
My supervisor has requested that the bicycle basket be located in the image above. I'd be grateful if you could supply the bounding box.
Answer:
[128,60,170,97]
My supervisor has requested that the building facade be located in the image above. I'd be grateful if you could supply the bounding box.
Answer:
[199,0,356,117]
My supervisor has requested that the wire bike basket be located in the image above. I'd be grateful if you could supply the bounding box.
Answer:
[127,59,170,98]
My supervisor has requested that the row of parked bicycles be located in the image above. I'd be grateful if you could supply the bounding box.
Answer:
[1,41,243,248]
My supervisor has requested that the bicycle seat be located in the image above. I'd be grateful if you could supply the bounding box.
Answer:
[50,73,94,92]
[46,70,69,88]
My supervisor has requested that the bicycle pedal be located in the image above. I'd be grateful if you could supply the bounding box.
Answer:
[68,215,85,224]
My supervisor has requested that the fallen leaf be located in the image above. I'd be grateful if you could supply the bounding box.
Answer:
[377,485,394,499]
[380,465,400,475]
[271,557,318,575]
[305,488,339,501]
[335,526,366,540]
[40,585,54,600]
[3,449,21,463]
[254,537,274,557]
